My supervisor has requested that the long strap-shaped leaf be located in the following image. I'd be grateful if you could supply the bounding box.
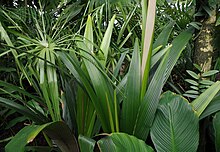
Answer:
[200,94,220,119]
[121,39,141,134]
[133,47,170,140]
[191,81,220,116]
[77,16,117,132]
[0,97,48,124]
[163,27,194,83]
[141,0,156,99]
[152,21,175,50]
[100,15,116,66]
[0,22,31,84]
[133,27,193,140]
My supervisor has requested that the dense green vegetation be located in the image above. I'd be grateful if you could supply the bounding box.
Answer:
[0,0,220,151]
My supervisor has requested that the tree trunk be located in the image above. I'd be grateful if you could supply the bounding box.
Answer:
[195,1,217,152]
[194,9,216,72]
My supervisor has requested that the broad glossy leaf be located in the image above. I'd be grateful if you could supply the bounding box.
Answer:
[78,135,96,152]
[5,124,50,152]
[25,146,61,152]
[6,121,78,152]
[151,92,199,152]
[191,81,220,116]
[44,122,79,152]
[98,135,116,152]
[98,133,154,152]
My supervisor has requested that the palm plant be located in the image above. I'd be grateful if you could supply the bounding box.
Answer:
[0,0,220,152]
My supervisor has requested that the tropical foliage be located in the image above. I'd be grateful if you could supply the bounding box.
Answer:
[0,0,220,152]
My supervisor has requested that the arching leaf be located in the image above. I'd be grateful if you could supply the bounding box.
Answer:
[98,133,154,152]
[5,121,79,152]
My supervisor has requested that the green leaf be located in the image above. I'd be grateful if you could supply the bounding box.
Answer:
[113,52,127,78]
[5,116,27,129]
[151,92,199,152]
[191,81,220,116]
[199,80,214,85]
[153,21,175,49]
[183,94,199,99]
[121,39,141,134]
[200,94,220,119]
[186,70,199,80]
[77,16,117,132]
[213,112,220,152]
[193,64,202,72]
[216,16,220,26]
[98,133,154,152]
[0,97,48,124]
[5,124,50,152]
[151,45,172,68]
[202,70,219,77]
[133,47,170,140]
[185,79,199,86]
[190,86,199,90]
[76,86,96,137]
[141,0,156,99]
[98,135,116,152]
[100,15,116,66]
[199,85,209,89]
[5,121,79,152]
[152,45,163,56]
[189,22,201,30]
[78,135,96,152]
[163,27,193,83]
[25,146,60,152]
[185,90,199,95]
[116,6,137,45]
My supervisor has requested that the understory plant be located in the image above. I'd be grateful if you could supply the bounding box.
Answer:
[184,64,219,99]
[0,0,220,152]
